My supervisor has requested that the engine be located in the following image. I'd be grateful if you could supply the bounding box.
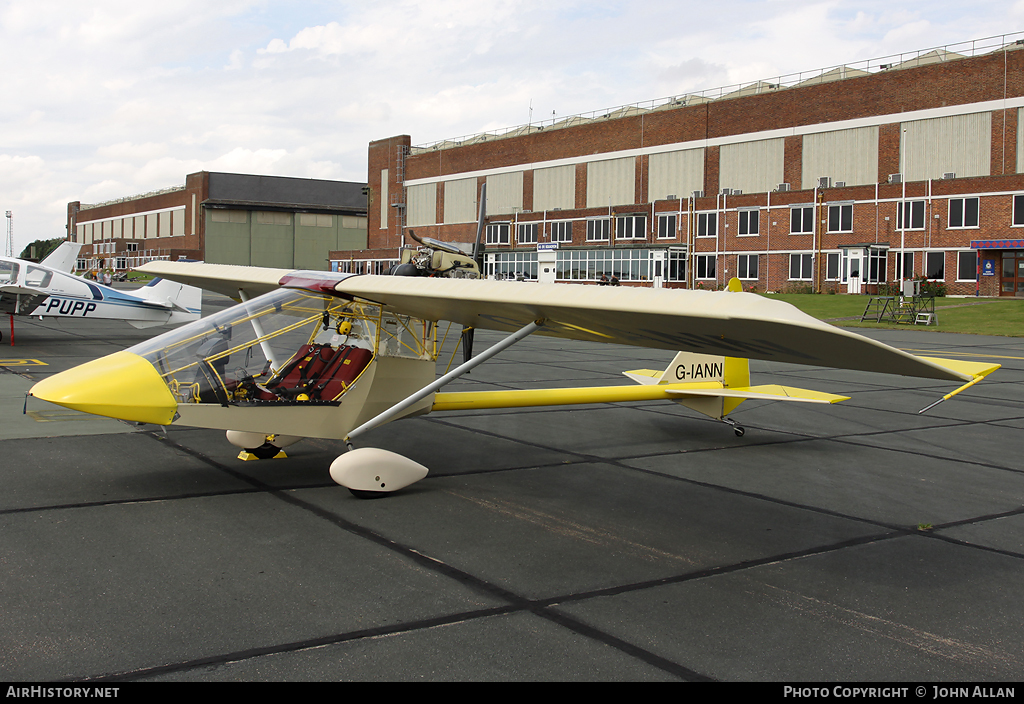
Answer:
[391,231,481,279]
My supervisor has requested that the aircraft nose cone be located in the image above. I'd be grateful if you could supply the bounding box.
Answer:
[29,350,178,425]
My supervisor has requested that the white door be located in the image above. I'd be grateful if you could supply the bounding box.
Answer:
[537,249,557,284]
[652,250,665,289]
[846,251,862,294]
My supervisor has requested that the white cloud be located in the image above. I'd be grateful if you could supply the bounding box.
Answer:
[0,0,1020,253]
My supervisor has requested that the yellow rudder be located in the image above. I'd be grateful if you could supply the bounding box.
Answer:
[722,357,750,416]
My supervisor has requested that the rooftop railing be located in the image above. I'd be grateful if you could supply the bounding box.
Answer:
[412,31,1024,154]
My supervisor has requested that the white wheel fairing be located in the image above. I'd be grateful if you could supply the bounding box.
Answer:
[329,448,428,493]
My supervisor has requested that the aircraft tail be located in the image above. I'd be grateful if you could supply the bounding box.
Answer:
[40,242,83,273]
[127,278,203,328]
[624,351,846,420]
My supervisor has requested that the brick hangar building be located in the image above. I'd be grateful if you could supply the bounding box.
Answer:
[67,172,368,275]
[350,33,1024,296]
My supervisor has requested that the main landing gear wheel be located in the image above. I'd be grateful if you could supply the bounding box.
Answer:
[225,431,301,461]
[348,489,390,500]
[249,441,285,460]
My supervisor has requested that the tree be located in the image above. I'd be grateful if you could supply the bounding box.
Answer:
[19,237,65,261]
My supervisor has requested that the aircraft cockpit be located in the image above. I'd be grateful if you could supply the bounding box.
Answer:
[0,260,19,284]
[126,288,436,407]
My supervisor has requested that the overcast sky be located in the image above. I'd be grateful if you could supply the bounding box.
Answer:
[2,0,1023,253]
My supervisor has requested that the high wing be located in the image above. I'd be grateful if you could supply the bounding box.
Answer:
[35,260,1001,497]
[136,261,295,301]
[331,276,974,381]
[138,260,980,382]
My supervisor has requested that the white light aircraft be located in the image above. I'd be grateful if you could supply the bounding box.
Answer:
[0,242,202,343]
[28,252,1000,499]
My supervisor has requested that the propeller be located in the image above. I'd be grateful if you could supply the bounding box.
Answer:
[461,184,487,366]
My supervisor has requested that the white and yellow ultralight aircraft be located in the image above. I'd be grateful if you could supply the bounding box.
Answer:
[28,260,1000,498]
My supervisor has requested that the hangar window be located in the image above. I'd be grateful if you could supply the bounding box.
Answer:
[957,251,978,281]
[737,254,758,280]
[666,249,687,282]
[489,251,537,280]
[895,251,915,280]
[827,203,853,233]
[738,209,759,236]
[789,253,813,280]
[1012,195,1024,226]
[897,200,926,230]
[586,218,610,242]
[948,198,979,229]
[486,222,510,245]
[868,248,887,283]
[790,206,814,234]
[694,254,716,279]
[616,214,646,240]
[256,211,292,226]
[517,223,538,244]
[696,212,717,238]
[299,213,333,227]
[554,249,652,282]
[657,214,677,239]
[826,252,841,280]
[550,221,572,243]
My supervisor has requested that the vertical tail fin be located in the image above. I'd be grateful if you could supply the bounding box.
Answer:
[722,356,749,416]
[656,352,749,419]
[40,242,83,273]
[127,278,203,328]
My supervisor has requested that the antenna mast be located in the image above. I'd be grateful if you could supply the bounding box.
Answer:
[4,211,11,257]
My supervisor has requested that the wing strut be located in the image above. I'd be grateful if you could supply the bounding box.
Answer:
[918,374,987,414]
[238,289,280,371]
[346,318,544,445]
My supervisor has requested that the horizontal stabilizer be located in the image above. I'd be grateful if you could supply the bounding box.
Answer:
[666,384,848,404]
[1,284,43,297]
[135,278,202,312]
[623,369,661,385]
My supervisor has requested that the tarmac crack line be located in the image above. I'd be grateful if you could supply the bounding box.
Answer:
[44,424,1024,682]
[421,416,1024,550]
[124,431,714,681]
